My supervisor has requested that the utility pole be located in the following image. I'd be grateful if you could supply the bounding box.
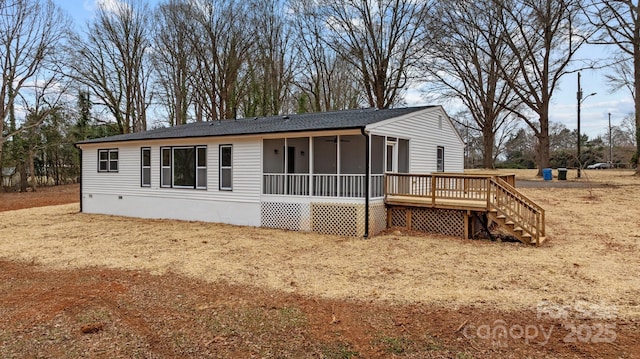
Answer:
[577,73,582,178]
[576,72,596,178]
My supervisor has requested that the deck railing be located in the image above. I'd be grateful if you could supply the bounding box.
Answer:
[385,173,495,201]
[385,172,544,244]
[488,177,545,245]
[371,174,385,198]
[263,173,310,196]
[264,173,382,198]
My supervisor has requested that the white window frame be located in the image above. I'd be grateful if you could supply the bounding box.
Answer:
[159,145,207,189]
[196,146,207,189]
[437,146,445,172]
[172,146,197,189]
[161,147,172,188]
[141,147,151,187]
[219,144,233,191]
[98,149,118,172]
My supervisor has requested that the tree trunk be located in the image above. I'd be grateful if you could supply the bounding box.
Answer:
[0,139,4,178]
[634,38,640,175]
[482,128,496,169]
[18,162,28,192]
[536,129,551,177]
[28,148,37,192]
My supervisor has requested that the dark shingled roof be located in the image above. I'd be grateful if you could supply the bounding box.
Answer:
[77,106,434,144]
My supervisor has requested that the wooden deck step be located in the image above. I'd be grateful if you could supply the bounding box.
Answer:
[383,173,545,246]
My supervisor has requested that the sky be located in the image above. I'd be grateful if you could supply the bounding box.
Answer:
[55,0,634,139]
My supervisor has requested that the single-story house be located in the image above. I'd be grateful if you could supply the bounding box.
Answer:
[76,106,464,237]
[2,167,19,187]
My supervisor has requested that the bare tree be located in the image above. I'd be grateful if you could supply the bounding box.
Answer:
[152,0,195,126]
[588,0,640,173]
[290,0,363,112]
[619,112,637,146]
[241,0,295,117]
[69,0,152,134]
[495,0,592,175]
[424,0,522,168]
[0,0,70,176]
[604,55,635,96]
[188,0,254,121]
[313,0,431,109]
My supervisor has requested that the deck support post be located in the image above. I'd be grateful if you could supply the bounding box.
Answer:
[464,210,470,239]
[406,208,412,230]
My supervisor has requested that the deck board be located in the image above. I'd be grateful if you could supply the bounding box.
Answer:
[385,195,487,211]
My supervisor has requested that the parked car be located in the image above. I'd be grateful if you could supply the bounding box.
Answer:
[587,162,612,169]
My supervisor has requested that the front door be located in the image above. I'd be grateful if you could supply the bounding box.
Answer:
[386,141,397,172]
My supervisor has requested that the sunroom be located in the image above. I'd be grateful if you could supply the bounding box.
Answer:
[261,133,410,199]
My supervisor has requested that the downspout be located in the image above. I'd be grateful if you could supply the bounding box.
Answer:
[75,144,83,213]
[361,127,370,238]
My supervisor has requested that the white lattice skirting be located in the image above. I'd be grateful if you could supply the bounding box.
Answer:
[368,200,387,236]
[261,202,311,232]
[262,200,387,237]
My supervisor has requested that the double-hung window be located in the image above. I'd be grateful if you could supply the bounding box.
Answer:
[160,146,207,189]
[219,145,232,190]
[98,149,118,172]
[141,147,151,187]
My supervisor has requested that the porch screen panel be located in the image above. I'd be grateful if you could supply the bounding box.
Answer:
[313,136,337,196]
[339,135,365,174]
[263,139,284,195]
[286,137,309,174]
[371,136,384,174]
[313,137,337,173]
[370,135,385,197]
[398,139,409,173]
[286,137,310,196]
[339,135,366,197]
[263,139,285,173]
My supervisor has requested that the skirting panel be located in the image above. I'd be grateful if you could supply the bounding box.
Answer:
[261,202,311,231]
[368,201,387,236]
[311,202,365,237]
[389,207,465,238]
[391,207,407,228]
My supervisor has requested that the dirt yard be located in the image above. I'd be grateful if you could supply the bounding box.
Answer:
[0,170,638,358]
[0,183,79,211]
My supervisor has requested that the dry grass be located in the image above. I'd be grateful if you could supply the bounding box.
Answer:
[1,169,639,319]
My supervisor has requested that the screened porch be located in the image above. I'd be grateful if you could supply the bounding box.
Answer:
[262,134,406,198]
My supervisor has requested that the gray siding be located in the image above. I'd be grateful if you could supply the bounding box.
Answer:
[366,107,464,173]
[79,137,263,225]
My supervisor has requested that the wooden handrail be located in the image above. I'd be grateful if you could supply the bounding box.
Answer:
[492,177,544,214]
[488,177,545,243]
[384,173,545,244]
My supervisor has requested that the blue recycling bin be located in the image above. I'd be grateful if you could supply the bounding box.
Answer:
[542,168,552,181]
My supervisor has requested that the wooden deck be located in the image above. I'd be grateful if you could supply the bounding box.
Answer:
[385,195,487,211]
[384,173,546,245]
